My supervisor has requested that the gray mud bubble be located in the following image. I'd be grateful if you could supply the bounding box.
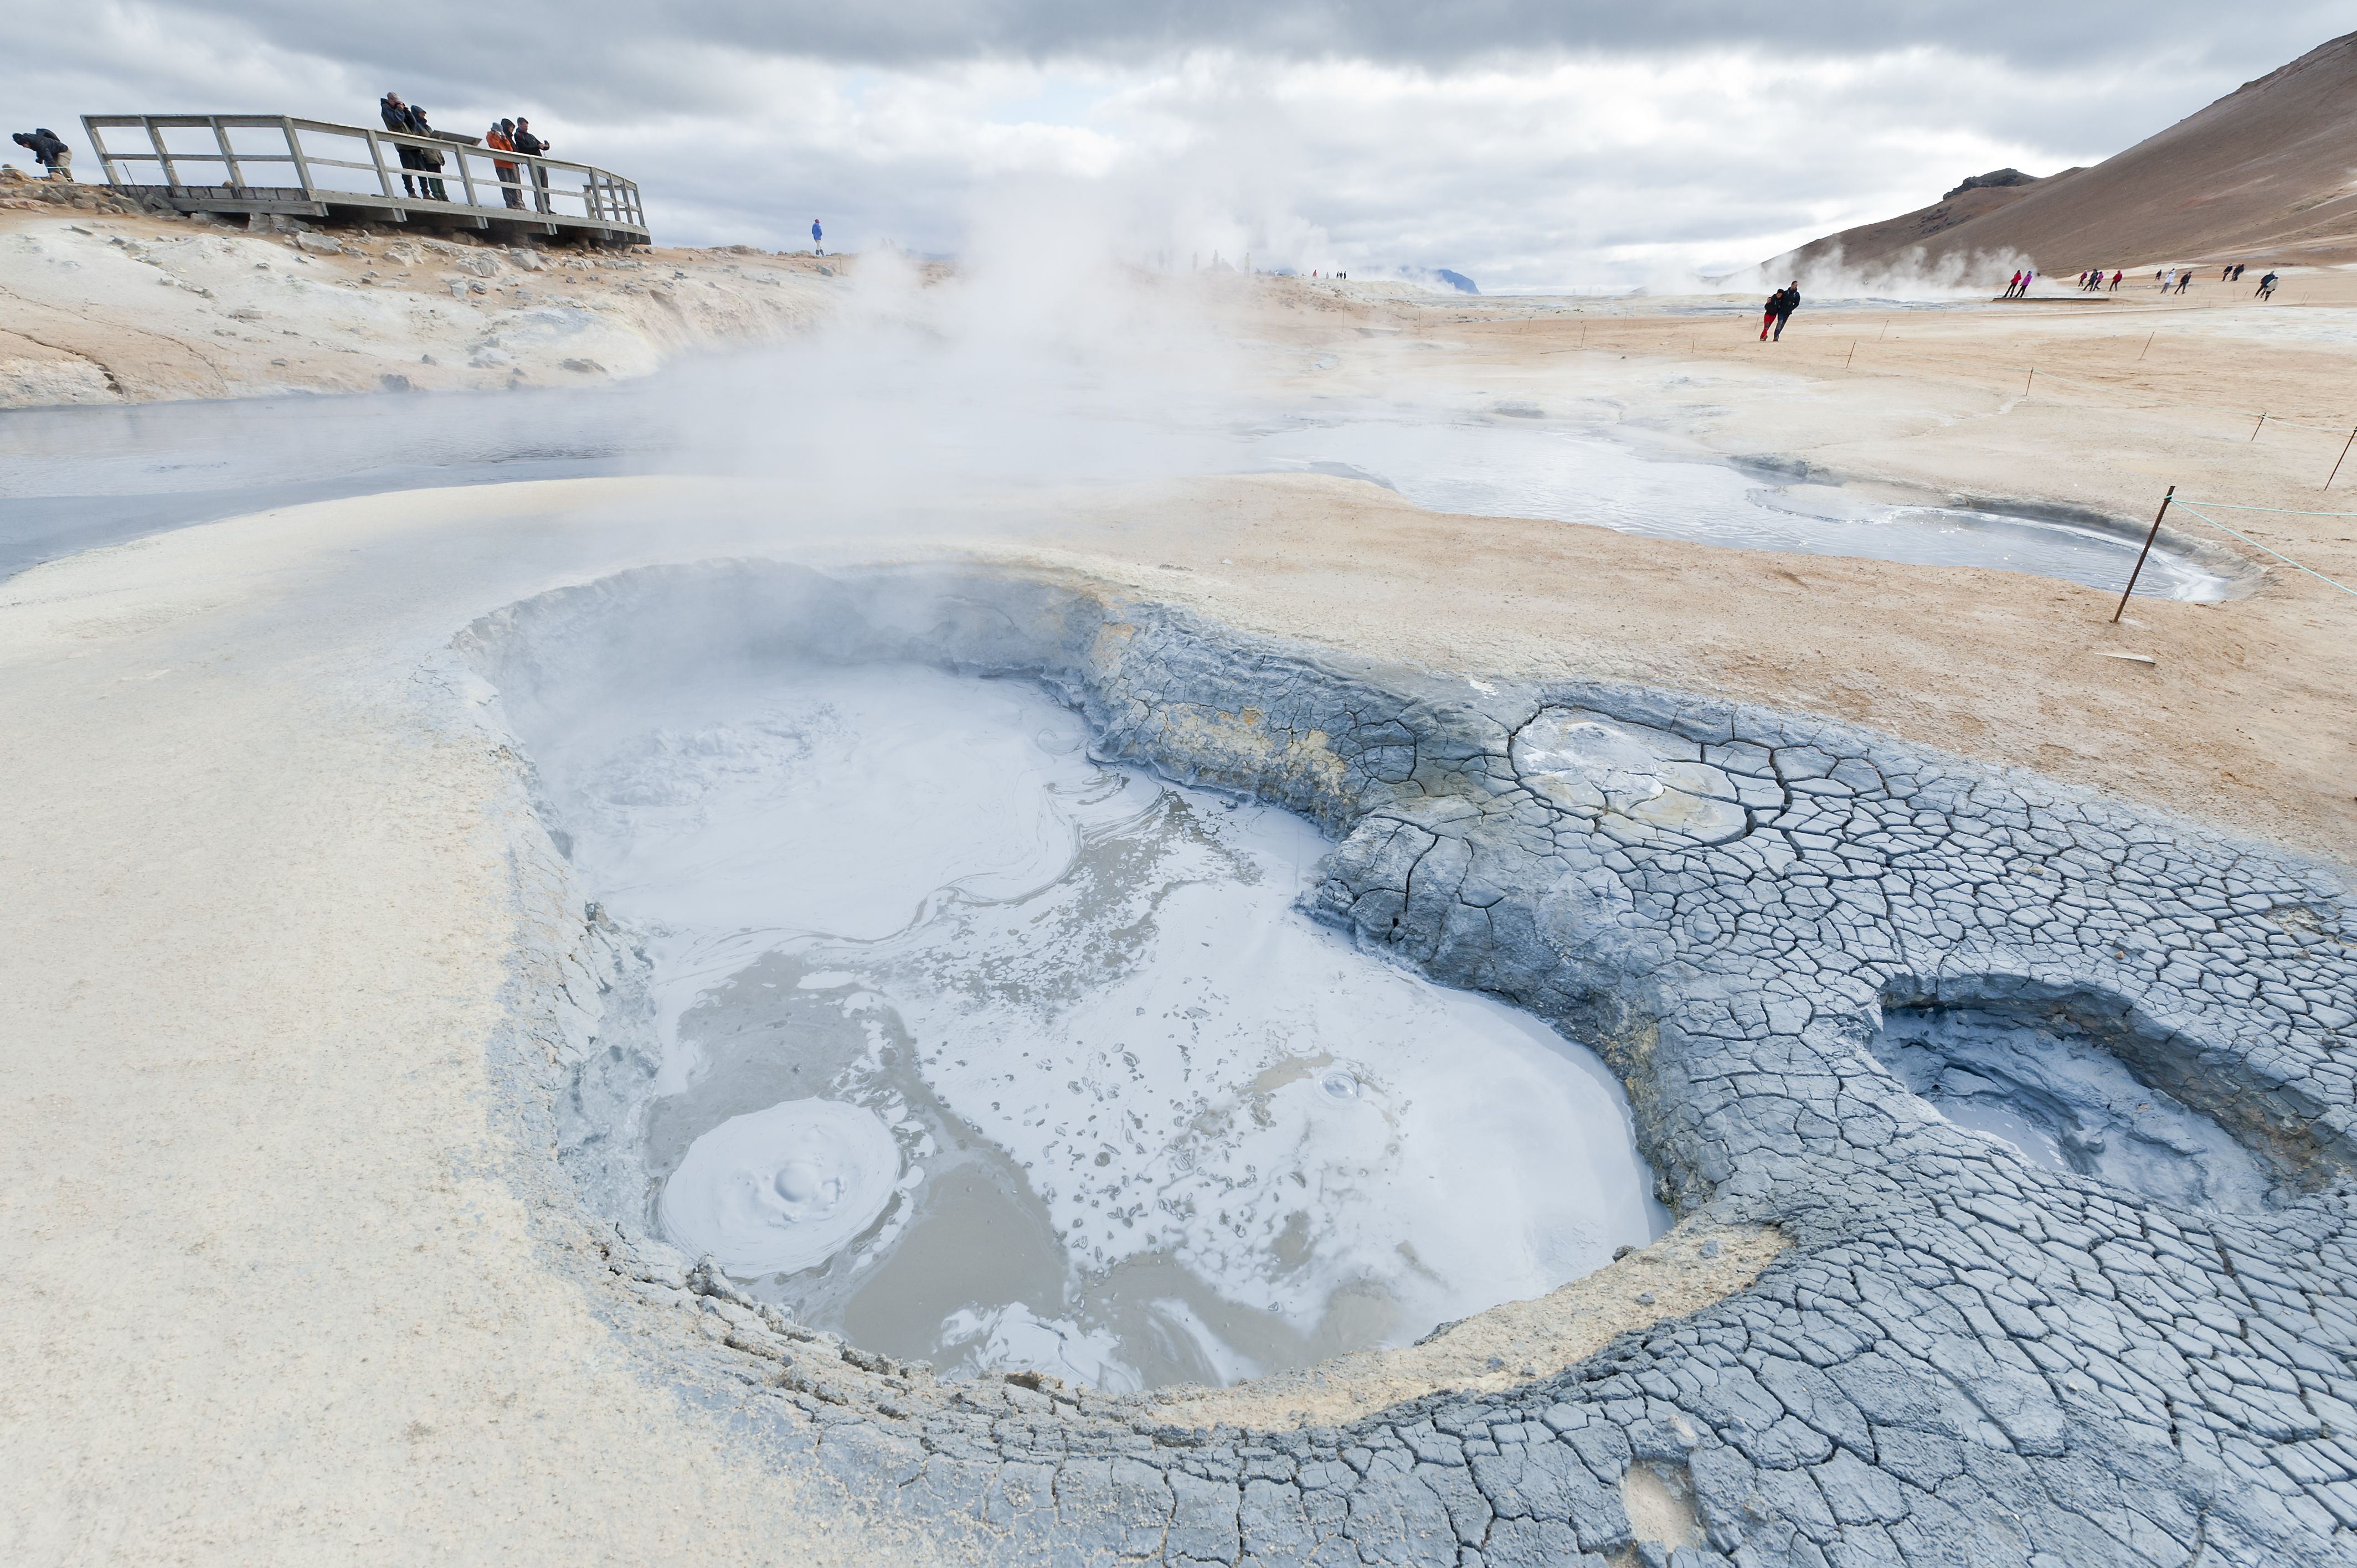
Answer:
[462,560,2357,1567]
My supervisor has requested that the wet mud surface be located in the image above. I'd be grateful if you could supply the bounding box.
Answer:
[461,562,2357,1566]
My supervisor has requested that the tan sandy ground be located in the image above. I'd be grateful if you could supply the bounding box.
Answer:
[3,270,2354,1564]
[0,204,845,404]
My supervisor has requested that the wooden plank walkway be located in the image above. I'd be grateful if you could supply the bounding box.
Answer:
[81,114,649,244]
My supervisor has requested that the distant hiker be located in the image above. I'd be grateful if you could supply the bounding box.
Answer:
[2023,269,2036,295]
[2109,270,2123,291]
[2221,265,2233,282]
[811,218,823,255]
[12,128,71,180]
[1762,282,1799,341]
[2005,270,2023,298]
[510,120,552,212]
[2174,270,2190,294]
[2256,271,2278,300]
[2233,263,2247,281]
[380,93,419,197]
[488,120,522,209]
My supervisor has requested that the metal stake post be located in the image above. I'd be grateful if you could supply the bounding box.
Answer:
[2112,486,2175,622]
[2329,426,2357,492]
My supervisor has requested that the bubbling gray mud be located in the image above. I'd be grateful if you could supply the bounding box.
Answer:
[463,563,2357,1567]
[509,658,1663,1392]
[1872,1004,2276,1213]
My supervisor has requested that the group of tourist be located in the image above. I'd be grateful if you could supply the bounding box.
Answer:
[378,92,551,213]
[2008,262,2278,300]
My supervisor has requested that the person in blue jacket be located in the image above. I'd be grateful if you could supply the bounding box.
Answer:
[811,218,823,256]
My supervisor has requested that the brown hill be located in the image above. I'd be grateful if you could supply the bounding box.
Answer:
[1771,29,2357,278]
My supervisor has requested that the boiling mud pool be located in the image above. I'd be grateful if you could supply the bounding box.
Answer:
[1257,417,2233,601]
[1875,1007,2274,1212]
[543,664,1665,1391]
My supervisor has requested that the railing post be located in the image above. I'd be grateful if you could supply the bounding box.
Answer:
[280,117,316,197]
[81,117,125,185]
[362,129,395,199]
[454,142,480,208]
[209,116,244,191]
[145,118,179,187]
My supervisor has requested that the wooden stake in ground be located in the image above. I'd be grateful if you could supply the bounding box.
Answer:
[2025,365,2036,396]
[2329,425,2357,491]
[2252,412,2267,442]
[2113,486,2176,622]
[1845,342,1856,370]
[2139,332,2154,360]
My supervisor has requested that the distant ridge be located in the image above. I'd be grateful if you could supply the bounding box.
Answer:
[1768,29,2357,278]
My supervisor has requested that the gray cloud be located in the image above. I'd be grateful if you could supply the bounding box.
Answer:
[8,6,2348,290]
[94,2,2357,78]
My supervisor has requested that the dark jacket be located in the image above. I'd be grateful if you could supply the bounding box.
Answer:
[14,128,68,167]
[1778,289,1801,317]
[382,98,423,169]
[408,108,444,171]
[511,127,546,158]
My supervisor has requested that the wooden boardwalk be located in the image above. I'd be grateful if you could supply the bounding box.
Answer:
[81,114,648,245]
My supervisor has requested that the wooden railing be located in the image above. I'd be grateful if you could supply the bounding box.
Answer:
[78,114,646,238]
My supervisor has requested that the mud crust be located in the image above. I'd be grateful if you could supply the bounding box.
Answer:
[454,560,2357,1567]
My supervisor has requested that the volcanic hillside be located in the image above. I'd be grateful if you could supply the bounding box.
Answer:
[1772,28,2357,276]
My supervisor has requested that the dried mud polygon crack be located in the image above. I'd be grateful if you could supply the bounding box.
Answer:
[461,561,2357,1567]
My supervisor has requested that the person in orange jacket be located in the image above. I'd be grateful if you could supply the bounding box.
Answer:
[487,119,523,209]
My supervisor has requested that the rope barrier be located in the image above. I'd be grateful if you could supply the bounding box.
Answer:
[2176,500,2357,516]
[2170,502,2357,599]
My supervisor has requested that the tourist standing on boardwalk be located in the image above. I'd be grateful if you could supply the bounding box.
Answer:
[380,92,419,197]
[406,105,447,202]
[511,120,551,212]
[812,218,824,255]
[487,120,522,209]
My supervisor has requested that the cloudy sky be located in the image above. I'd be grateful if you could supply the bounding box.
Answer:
[10,3,2350,288]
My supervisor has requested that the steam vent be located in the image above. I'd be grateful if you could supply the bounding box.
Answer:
[464,565,2357,1567]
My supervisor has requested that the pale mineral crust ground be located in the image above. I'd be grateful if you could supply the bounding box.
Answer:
[3,241,2355,1567]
